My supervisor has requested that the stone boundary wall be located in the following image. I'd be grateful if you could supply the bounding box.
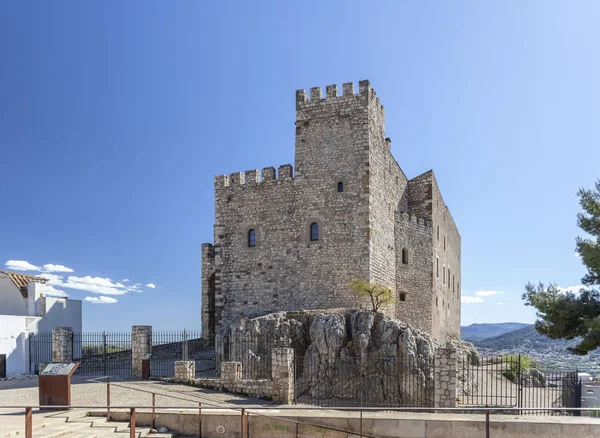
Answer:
[434,347,457,408]
[165,348,294,404]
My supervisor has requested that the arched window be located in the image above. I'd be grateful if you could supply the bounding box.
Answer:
[248,229,256,247]
[337,182,344,193]
[402,248,409,265]
[310,223,319,241]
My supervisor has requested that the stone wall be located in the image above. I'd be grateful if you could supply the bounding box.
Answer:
[434,347,457,408]
[192,348,294,403]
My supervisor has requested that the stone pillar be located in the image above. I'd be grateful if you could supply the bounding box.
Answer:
[51,327,73,363]
[434,347,457,408]
[174,361,195,383]
[271,348,294,404]
[220,361,242,390]
[132,326,152,379]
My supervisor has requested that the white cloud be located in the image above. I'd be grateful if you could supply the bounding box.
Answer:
[4,260,41,271]
[84,296,118,304]
[475,290,505,297]
[146,283,156,289]
[41,264,74,273]
[122,279,130,282]
[61,276,127,295]
[462,296,484,304]
[574,252,580,257]
[43,285,69,298]
[557,285,589,294]
[498,302,506,306]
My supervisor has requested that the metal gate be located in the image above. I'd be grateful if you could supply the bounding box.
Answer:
[457,354,582,415]
[72,332,132,376]
[150,330,215,378]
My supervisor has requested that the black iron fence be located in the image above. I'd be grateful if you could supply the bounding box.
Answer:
[457,354,582,415]
[72,332,132,376]
[150,330,216,378]
[28,332,52,374]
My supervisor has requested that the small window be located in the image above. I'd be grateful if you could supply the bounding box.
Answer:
[436,297,438,306]
[437,226,440,241]
[444,236,446,251]
[457,282,460,299]
[448,269,451,289]
[337,182,344,193]
[248,229,256,247]
[310,223,319,241]
[402,248,409,265]
[399,293,406,302]
[436,257,439,278]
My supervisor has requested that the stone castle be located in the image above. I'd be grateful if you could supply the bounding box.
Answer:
[202,80,461,342]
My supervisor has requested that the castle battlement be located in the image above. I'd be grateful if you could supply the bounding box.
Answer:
[295,80,383,111]
[214,164,294,188]
[397,210,432,228]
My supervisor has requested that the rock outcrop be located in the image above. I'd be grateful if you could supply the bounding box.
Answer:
[218,309,478,406]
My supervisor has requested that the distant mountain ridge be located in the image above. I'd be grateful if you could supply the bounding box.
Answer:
[471,325,580,351]
[461,322,531,342]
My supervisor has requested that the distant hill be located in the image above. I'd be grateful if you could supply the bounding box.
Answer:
[472,325,579,351]
[460,322,531,342]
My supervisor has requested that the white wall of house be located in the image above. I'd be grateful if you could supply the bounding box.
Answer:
[0,315,39,376]
[0,277,28,316]
[0,287,83,376]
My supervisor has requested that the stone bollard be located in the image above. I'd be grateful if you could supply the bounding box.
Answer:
[174,361,195,383]
[271,348,294,404]
[51,327,73,363]
[434,347,457,408]
[132,326,152,379]
[220,362,242,391]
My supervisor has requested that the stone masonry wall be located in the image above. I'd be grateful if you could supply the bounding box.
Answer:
[395,212,434,334]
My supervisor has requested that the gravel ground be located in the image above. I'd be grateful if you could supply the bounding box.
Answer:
[0,375,275,411]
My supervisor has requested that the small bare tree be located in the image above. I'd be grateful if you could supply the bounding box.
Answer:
[349,279,395,312]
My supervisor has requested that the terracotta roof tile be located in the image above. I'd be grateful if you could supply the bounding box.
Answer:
[0,270,48,299]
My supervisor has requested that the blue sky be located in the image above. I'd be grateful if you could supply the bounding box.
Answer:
[1,1,598,331]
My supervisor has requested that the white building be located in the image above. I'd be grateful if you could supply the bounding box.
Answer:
[0,271,82,377]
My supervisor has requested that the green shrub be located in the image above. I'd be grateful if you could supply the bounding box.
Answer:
[500,354,539,382]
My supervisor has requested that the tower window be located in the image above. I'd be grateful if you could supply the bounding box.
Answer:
[448,269,451,289]
[436,257,439,278]
[437,226,439,241]
[457,282,460,299]
[444,236,446,251]
[337,182,344,193]
[310,223,319,241]
[402,248,409,265]
[399,293,406,302]
[443,266,446,284]
[248,229,256,247]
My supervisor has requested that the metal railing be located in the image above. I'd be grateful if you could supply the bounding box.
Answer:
[5,404,600,438]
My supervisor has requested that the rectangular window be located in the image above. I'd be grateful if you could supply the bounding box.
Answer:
[448,269,451,289]
[436,257,439,278]
[444,236,446,251]
[453,276,455,293]
[443,266,446,284]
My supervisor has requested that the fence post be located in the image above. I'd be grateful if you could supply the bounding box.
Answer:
[241,408,247,438]
[198,402,202,438]
[51,327,73,363]
[152,393,156,429]
[106,377,111,421]
[25,407,32,438]
[103,332,107,376]
[131,326,152,378]
[517,354,522,415]
[182,329,188,361]
[129,407,136,438]
[271,348,294,404]
[434,347,457,408]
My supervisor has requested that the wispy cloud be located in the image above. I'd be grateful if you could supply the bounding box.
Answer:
[41,264,74,273]
[475,290,505,297]
[122,279,130,282]
[84,296,118,304]
[498,302,506,306]
[4,260,41,271]
[146,283,156,289]
[462,296,484,304]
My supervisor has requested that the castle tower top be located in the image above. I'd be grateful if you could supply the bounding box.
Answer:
[295,80,383,111]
